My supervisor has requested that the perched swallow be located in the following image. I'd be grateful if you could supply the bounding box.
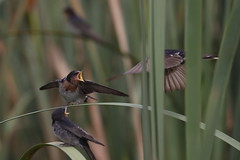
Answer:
[64,7,107,45]
[52,108,104,160]
[108,49,218,92]
[40,70,128,104]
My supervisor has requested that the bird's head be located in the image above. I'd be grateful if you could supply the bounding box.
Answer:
[64,7,75,17]
[66,70,84,85]
[52,108,70,121]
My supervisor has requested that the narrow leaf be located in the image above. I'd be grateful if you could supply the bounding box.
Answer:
[20,142,86,160]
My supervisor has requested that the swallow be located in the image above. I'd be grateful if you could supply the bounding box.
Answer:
[40,70,128,104]
[107,49,218,92]
[64,7,107,45]
[52,108,104,160]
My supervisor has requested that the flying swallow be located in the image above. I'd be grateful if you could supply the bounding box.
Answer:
[107,49,218,92]
[64,7,107,45]
[52,108,104,160]
[40,70,128,104]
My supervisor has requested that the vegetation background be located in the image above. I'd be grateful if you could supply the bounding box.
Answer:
[0,0,240,160]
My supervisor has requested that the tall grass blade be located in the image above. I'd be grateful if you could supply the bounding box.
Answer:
[148,0,157,159]
[230,60,240,159]
[184,0,202,159]
[108,1,144,159]
[202,0,240,159]
[150,0,166,159]
[139,0,151,160]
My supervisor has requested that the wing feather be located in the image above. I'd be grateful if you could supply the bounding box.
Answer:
[39,80,60,90]
[57,118,104,146]
[80,81,128,97]
[165,65,185,91]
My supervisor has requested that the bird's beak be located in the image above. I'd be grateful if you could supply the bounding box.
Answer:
[77,71,84,82]
[64,111,70,116]
[64,107,70,116]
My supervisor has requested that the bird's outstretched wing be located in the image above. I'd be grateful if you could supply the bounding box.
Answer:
[39,80,60,90]
[80,81,128,97]
[164,52,185,91]
[106,57,150,81]
[165,64,185,92]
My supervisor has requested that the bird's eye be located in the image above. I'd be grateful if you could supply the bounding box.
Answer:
[74,72,79,76]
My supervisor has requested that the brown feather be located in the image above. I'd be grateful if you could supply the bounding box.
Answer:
[62,80,78,91]
[80,80,128,97]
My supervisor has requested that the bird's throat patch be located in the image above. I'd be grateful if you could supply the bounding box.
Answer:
[78,72,84,82]
[63,80,78,91]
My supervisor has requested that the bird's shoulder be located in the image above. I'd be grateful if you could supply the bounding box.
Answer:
[165,51,185,69]
[78,80,98,93]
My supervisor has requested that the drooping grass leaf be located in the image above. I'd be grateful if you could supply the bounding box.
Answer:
[19,142,86,160]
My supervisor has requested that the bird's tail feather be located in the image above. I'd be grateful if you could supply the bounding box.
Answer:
[202,55,219,60]
[82,144,96,160]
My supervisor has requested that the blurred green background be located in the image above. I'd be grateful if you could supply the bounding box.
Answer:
[0,0,240,160]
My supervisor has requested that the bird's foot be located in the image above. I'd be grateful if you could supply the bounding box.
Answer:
[84,95,97,102]
[84,96,88,103]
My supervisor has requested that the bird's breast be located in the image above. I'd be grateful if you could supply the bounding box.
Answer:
[62,80,78,91]
[59,82,86,103]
